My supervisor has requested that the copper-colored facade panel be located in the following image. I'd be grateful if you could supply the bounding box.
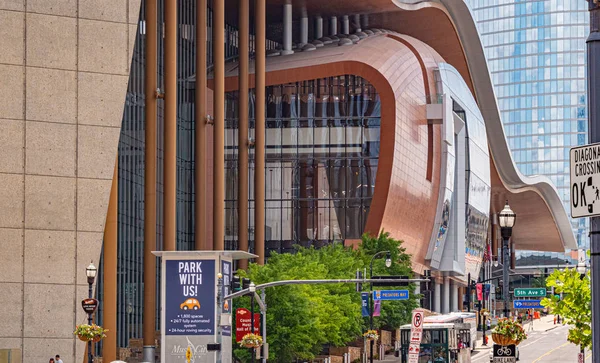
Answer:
[237,0,250,270]
[195,0,208,250]
[143,0,158,348]
[254,0,266,265]
[164,0,177,252]
[213,0,226,251]
[490,160,564,252]
[102,160,118,361]
[220,35,442,271]
[369,9,475,97]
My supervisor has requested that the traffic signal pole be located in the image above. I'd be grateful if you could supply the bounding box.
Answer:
[586,2,600,363]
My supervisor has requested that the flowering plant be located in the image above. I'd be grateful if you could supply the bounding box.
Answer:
[73,324,108,342]
[239,333,263,348]
[492,318,527,344]
[363,329,379,341]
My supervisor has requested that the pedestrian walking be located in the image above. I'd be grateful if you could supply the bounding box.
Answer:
[55,355,63,363]
[49,359,55,363]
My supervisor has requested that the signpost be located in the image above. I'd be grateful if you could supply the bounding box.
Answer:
[570,143,600,218]
[81,298,99,314]
[154,251,256,363]
[513,300,543,309]
[373,290,409,301]
[513,288,547,297]
[493,344,516,363]
[407,309,424,363]
[235,308,260,342]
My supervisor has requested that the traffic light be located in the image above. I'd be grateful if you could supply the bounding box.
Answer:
[356,270,363,292]
[371,275,410,287]
[231,275,241,292]
[242,277,252,290]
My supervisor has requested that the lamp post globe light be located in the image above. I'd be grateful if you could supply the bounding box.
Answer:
[86,262,97,363]
[369,251,392,363]
[498,201,516,319]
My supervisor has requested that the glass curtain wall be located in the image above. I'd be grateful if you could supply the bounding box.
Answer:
[467,0,589,259]
[224,76,381,257]
[95,0,257,350]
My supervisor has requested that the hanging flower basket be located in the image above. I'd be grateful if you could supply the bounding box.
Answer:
[239,333,263,348]
[73,324,108,342]
[363,330,379,341]
[491,333,513,346]
[491,319,526,346]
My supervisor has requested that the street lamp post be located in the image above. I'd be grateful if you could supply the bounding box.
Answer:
[498,201,516,319]
[369,251,392,363]
[586,1,600,363]
[86,262,97,363]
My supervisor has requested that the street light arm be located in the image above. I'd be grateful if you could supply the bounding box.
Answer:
[224,278,430,300]
[370,250,391,277]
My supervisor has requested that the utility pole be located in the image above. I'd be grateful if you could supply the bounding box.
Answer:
[586,2,600,363]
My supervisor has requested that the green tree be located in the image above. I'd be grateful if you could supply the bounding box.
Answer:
[231,231,419,362]
[233,244,363,362]
[540,268,591,350]
[358,231,420,330]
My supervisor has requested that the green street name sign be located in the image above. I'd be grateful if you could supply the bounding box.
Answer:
[514,288,547,297]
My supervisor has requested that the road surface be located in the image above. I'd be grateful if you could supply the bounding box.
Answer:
[471,323,587,363]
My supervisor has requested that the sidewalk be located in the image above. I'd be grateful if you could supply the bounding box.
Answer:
[522,314,559,332]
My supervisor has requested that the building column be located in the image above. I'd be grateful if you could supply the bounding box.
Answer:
[255,0,266,264]
[413,273,421,295]
[213,0,225,250]
[458,287,464,311]
[102,160,118,361]
[353,14,361,32]
[450,282,459,312]
[237,0,249,269]
[195,0,207,250]
[282,0,294,55]
[434,281,441,313]
[164,0,177,252]
[315,16,323,39]
[143,0,157,358]
[442,277,450,313]
[330,16,337,36]
[342,15,349,34]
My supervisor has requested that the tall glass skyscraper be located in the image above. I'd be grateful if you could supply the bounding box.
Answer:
[468,0,589,261]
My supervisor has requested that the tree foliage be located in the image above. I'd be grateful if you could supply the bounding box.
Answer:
[540,268,591,349]
[232,231,418,362]
[358,231,420,330]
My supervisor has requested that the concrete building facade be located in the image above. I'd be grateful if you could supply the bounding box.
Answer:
[0,1,140,362]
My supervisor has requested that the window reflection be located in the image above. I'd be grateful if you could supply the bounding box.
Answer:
[224,75,381,256]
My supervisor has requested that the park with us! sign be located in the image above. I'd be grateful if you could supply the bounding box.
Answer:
[513,288,546,297]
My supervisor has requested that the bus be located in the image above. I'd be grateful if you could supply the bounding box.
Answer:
[398,322,473,363]
[448,312,478,349]
[420,313,477,350]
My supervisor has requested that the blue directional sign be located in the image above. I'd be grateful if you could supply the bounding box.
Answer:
[513,299,543,309]
[373,290,409,301]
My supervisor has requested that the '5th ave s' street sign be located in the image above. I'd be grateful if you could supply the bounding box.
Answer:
[513,288,546,297]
